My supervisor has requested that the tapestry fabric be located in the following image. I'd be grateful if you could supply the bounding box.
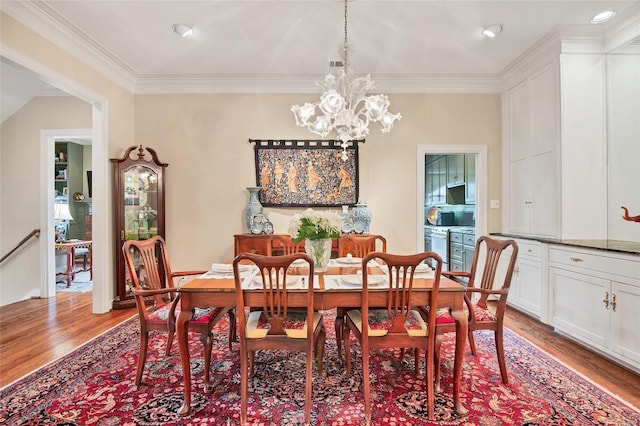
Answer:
[1,310,638,425]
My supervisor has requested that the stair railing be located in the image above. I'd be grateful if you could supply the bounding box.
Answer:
[0,229,41,265]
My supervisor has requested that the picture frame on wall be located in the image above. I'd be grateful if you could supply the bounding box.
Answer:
[251,139,362,207]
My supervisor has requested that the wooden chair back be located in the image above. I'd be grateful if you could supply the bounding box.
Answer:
[466,236,519,310]
[122,236,174,318]
[344,250,443,421]
[338,234,387,257]
[232,252,324,425]
[122,236,233,389]
[271,235,305,255]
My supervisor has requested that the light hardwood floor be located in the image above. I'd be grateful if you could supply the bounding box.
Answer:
[1,292,639,410]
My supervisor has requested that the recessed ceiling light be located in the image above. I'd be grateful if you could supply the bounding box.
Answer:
[591,11,616,24]
[481,24,503,38]
[172,24,193,38]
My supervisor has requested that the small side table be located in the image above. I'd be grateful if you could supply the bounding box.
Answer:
[55,240,93,286]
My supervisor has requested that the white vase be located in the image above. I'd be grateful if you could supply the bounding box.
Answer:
[304,238,333,273]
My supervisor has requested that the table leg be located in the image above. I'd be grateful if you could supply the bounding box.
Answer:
[65,247,73,287]
[88,244,93,280]
[177,310,192,416]
[450,307,469,415]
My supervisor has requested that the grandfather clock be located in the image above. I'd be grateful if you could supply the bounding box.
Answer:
[111,146,168,309]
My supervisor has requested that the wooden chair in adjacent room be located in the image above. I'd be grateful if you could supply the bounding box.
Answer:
[233,253,326,425]
[419,236,519,388]
[271,234,305,255]
[343,251,443,421]
[122,236,236,390]
[335,234,387,359]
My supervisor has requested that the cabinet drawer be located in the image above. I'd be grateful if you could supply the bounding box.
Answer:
[450,243,463,260]
[450,232,463,243]
[549,246,640,280]
[463,234,476,247]
[450,259,464,272]
[517,240,542,258]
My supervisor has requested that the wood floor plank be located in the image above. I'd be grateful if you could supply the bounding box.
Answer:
[0,293,638,411]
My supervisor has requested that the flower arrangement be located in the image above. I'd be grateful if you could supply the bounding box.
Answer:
[288,208,343,242]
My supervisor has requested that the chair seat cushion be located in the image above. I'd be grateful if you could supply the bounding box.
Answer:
[147,304,223,324]
[246,310,323,339]
[422,304,496,325]
[346,309,427,337]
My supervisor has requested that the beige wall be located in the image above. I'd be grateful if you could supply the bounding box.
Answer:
[1,11,501,307]
[135,93,502,270]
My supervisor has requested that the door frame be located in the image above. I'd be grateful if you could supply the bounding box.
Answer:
[415,145,488,252]
[2,46,111,313]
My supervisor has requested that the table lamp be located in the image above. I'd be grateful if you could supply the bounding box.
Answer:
[54,202,74,242]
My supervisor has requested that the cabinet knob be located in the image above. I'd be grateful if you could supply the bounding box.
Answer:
[570,257,583,263]
[602,291,610,309]
[611,293,617,312]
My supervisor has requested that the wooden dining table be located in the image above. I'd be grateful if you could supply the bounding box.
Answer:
[176,263,469,417]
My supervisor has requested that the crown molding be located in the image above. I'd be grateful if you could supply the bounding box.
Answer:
[604,4,640,51]
[133,73,502,94]
[1,0,137,93]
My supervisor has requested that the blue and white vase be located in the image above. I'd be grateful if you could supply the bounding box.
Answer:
[352,201,372,234]
[245,187,263,231]
[340,205,353,234]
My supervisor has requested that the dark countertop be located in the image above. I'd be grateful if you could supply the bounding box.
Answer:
[490,233,640,256]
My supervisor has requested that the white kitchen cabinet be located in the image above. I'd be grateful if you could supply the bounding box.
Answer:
[504,61,559,238]
[509,240,543,319]
[549,246,640,373]
[493,237,544,320]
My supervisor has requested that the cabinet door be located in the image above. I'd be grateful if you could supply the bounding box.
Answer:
[447,154,465,186]
[512,257,542,318]
[509,158,531,234]
[529,151,557,237]
[610,281,640,366]
[508,80,531,162]
[465,154,476,204]
[436,156,447,204]
[551,268,609,350]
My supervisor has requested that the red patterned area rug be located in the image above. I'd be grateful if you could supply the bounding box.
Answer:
[1,312,639,425]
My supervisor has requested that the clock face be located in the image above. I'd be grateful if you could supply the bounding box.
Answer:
[250,221,263,235]
[263,221,274,234]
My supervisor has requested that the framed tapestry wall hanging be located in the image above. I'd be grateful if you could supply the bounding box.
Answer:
[250,139,361,207]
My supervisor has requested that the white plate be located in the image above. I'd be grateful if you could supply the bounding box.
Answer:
[341,275,386,288]
[290,258,309,267]
[254,274,298,287]
[336,256,363,265]
[211,264,250,274]
[414,263,432,273]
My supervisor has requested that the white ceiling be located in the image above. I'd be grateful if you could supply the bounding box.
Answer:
[1,0,639,103]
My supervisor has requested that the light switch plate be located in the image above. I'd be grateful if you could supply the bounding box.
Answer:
[490,199,500,209]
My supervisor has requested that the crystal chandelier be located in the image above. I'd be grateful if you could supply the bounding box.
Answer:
[291,0,401,161]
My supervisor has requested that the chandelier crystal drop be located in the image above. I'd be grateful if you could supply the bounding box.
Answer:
[291,0,401,161]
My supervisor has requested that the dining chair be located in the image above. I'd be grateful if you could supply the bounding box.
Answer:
[233,252,326,425]
[271,234,305,255]
[343,251,443,422]
[335,234,387,360]
[419,236,518,388]
[122,236,235,390]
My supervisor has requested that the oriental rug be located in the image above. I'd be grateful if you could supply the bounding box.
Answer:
[1,312,639,425]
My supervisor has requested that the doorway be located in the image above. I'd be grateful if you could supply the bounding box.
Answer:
[53,139,93,294]
[415,145,487,254]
